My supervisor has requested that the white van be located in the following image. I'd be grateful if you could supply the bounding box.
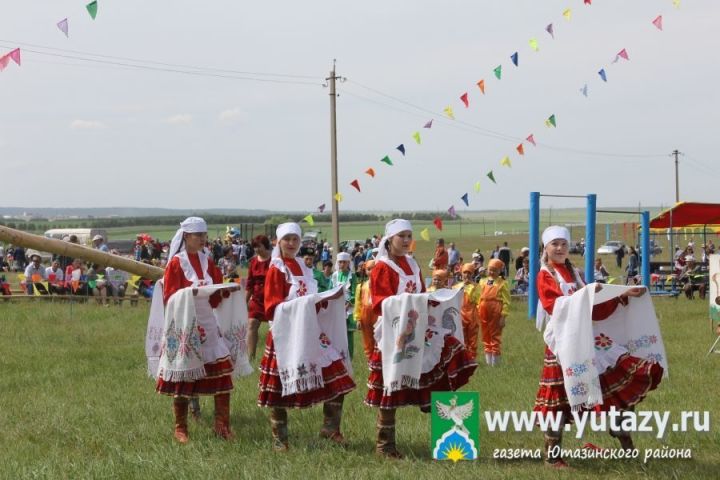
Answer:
[44,228,109,246]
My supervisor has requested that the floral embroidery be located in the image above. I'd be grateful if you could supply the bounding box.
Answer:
[405,280,417,293]
[424,328,436,346]
[565,361,589,378]
[309,363,318,374]
[319,332,331,349]
[296,280,308,297]
[296,363,308,377]
[197,325,207,344]
[594,333,613,351]
[570,382,588,397]
[623,334,658,353]
[647,353,663,363]
[163,317,202,364]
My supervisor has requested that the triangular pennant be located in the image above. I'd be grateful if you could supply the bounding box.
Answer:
[598,68,607,82]
[487,171,496,183]
[365,168,376,177]
[334,192,344,202]
[433,216,443,231]
[0,54,9,72]
[474,181,481,193]
[500,156,512,168]
[318,203,326,213]
[580,84,588,97]
[412,131,421,144]
[672,0,680,8]
[529,38,539,52]
[443,106,455,119]
[448,206,457,219]
[476,79,485,94]
[617,48,629,61]
[516,143,525,155]
[546,23,554,39]
[420,228,430,241]
[380,156,393,166]
[510,52,519,67]
[460,193,469,207]
[562,8,571,20]
[8,48,21,66]
[652,15,663,31]
[585,0,592,4]
[424,119,433,128]
[350,179,361,192]
[526,134,536,146]
[460,93,469,108]
[86,1,98,20]
[303,214,315,227]
[397,144,406,156]
[547,114,556,128]
[493,65,502,79]
[57,18,69,37]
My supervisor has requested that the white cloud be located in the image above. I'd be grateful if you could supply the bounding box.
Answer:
[218,107,246,123]
[70,120,106,130]
[165,114,193,125]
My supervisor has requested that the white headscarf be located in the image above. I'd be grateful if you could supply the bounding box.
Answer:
[168,217,208,259]
[377,218,413,260]
[272,222,302,259]
[335,251,353,272]
[542,225,571,246]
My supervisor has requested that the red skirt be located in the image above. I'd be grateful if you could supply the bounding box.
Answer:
[248,298,267,321]
[257,331,356,408]
[156,356,234,398]
[365,335,477,410]
[534,346,663,420]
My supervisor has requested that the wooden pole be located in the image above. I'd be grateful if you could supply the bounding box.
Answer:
[0,225,164,280]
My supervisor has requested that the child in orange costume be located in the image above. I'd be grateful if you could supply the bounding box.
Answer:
[453,263,481,358]
[353,260,378,361]
[477,259,510,366]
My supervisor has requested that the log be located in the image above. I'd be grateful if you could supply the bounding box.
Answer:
[0,225,164,280]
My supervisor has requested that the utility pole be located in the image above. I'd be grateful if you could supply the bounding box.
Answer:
[672,149,680,203]
[326,60,343,258]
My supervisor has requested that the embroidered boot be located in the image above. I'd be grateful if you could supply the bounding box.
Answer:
[320,396,347,446]
[189,397,201,421]
[213,393,234,440]
[376,408,402,459]
[270,408,289,451]
[173,398,189,444]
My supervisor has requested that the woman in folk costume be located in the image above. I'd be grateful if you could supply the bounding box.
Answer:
[353,260,378,361]
[477,259,511,366]
[330,251,358,359]
[366,219,477,458]
[258,223,355,451]
[534,226,664,468]
[152,217,243,443]
[452,263,481,359]
[245,234,272,360]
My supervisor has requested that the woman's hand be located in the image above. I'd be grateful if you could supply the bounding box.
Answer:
[326,288,345,301]
[594,283,603,293]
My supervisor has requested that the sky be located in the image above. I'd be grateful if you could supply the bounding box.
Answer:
[1,0,717,213]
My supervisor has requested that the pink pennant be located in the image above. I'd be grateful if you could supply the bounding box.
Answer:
[526,134,536,146]
[448,206,457,219]
[617,48,629,61]
[652,15,663,31]
[584,0,592,4]
[0,54,9,72]
[8,48,21,66]
[424,119,433,129]
[57,18,69,37]
[460,92,469,108]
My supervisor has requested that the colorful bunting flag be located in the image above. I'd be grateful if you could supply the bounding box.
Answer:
[433,216,443,231]
[365,168,376,177]
[303,214,315,226]
[460,93,469,108]
[424,120,433,128]
[448,206,457,219]
[516,143,525,155]
[477,79,485,94]
[493,65,502,80]
[672,0,680,8]
[545,24,554,39]
[611,55,620,65]
[487,171,496,183]
[420,228,430,241]
[547,114,556,127]
[412,131,421,144]
[562,8,572,20]
[8,48,21,66]
[380,156,393,166]
[461,193,469,207]
[350,179,361,192]
[617,48,629,61]
[334,192,344,202]
[580,84,588,97]
[318,203,326,213]
[57,18,69,37]
[474,181,481,193]
[86,1,98,20]
[598,68,607,82]
[500,156,512,168]
[529,38,539,52]
[585,0,592,4]
[0,54,9,72]
[511,52,519,67]
[397,144,406,156]
[526,134,536,146]
[652,15,663,31]
[443,106,455,120]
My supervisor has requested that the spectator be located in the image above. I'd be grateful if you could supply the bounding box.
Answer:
[515,247,529,272]
[678,256,707,300]
[471,249,485,269]
[594,258,610,283]
[87,263,109,305]
[320,260,333,292]
[447,242,460,272]
[615,243,625,268]
[13,246,27,271]
[320,245,331,264]
[433,238,448,270]
[23,253,47,294]
[65,258,89,296]
[427,269,450,291]
[238,240,249,267]
[626,246,639,284]
[490,245,500,260]
[105,264,129,303]
[218,246,239,280]
[46,260,66,294]
[497,242,512,277]
[92,234,109,253]
[514,256,530,294]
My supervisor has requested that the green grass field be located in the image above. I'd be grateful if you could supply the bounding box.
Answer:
[1,295,717,479]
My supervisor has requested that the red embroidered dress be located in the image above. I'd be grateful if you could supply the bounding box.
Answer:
[533,263,663,418]
[365,255,477,410]
[156,252,234,398]
[246,255,271,321]
[257,257,355,408]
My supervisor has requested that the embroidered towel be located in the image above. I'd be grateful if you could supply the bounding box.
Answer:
[158,287,206,382]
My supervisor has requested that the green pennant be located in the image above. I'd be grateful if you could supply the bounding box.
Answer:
[487,171,496,183]
[381,155,393,166]
[548,114,556,127]
[493,65,502,80]
[86,1,98,20]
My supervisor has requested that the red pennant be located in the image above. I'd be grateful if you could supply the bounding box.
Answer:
[350,179,361,192]
[460,92,469,108]
[584,0,591,4]
[526,134,536,146]
[516,144,525,155]
[433,216,443,231]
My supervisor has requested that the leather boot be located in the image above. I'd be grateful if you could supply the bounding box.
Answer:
[320,396,347,446]
[213,393,234,440]
[173,398,189,444]
[376,408,402,459]
[189,397,201,421]
[270,408,289,451]
[544,416,569,468]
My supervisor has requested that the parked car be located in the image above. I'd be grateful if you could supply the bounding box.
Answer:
[597,241,625,255]
[339,240,364,252]
[639,240,663,257]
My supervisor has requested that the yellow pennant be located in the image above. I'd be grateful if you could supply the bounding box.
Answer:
[529,38,539,52]
[562,8,571,20]
[672,0,680,8]
[334,192,344,202]
[303,214,314,226]
[412,131,421,144]
[474,181,481,193]
[420,228,430,241]
[443,106,455,120]
[500,156,512,168]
